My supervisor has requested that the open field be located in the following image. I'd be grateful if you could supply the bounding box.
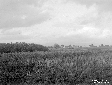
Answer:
[0,47,112,85]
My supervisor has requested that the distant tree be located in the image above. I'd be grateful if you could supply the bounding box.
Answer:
[68,45,73,49]
[61,45,64,48]
[0,42,49,53]
[101,44,104,47]
[89,44,94,47]
[54,44,61,49]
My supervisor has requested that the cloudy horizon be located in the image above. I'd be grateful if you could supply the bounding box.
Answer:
[0,0,112,46]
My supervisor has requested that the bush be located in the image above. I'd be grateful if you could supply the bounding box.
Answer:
[0,42,49,53]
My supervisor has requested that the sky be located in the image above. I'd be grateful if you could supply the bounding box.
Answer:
[0,0,112,46]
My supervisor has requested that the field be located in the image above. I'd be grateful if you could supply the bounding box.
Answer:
[0,46,112,85]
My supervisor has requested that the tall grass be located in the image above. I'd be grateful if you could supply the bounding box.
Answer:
[0,49,112,85]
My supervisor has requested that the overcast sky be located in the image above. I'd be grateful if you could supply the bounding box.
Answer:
[0,0,112,46]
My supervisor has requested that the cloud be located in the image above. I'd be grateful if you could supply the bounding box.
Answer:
[0,0,112,46]
[69,0,112,12]
[0,0,50,29]
[66,27,100,37]
[66,26,112,39]
[0,28,32,42]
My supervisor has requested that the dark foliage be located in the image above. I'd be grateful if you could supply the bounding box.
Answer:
[0,42,49,54]
[0,49,112,85]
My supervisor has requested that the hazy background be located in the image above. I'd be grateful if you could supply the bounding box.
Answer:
[0,0,112,46]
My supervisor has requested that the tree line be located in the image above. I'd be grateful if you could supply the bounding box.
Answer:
[0,42,49,53]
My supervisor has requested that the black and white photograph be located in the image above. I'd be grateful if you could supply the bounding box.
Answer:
[0,0,112,85]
